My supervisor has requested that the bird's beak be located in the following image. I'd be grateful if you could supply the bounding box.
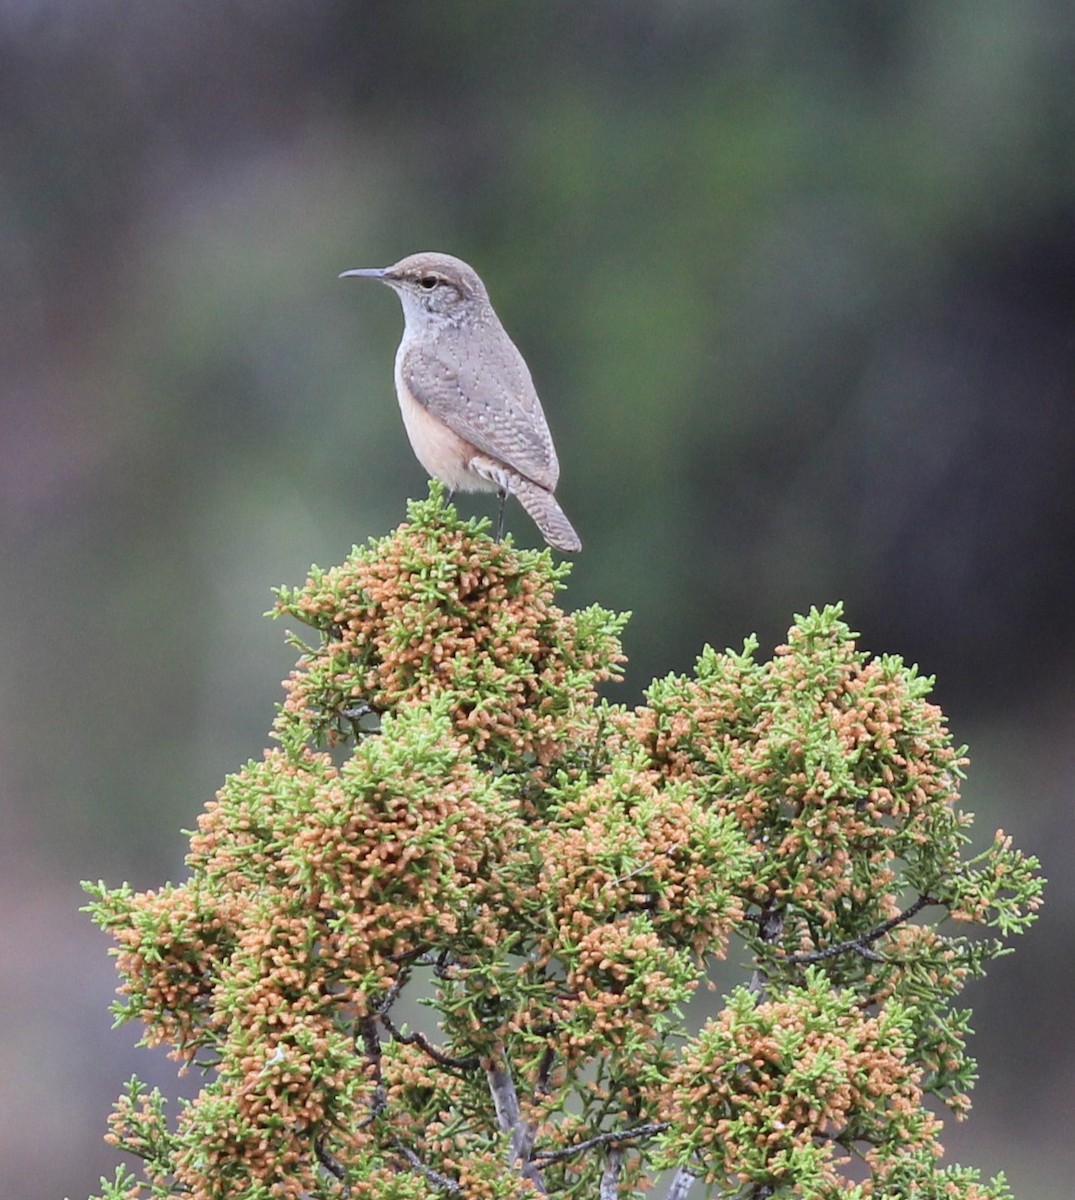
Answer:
[339,267,387,280]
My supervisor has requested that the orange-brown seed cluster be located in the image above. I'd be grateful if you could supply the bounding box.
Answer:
[631,628,965,929]
[276,520,624,764]
[663,991,937,1193]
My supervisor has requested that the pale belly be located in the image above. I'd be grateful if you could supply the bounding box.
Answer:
[394,373,500,494]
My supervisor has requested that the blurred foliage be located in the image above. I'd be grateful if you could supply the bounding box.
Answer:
[2,4,1073,1199]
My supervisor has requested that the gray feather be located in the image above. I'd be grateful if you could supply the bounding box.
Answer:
[512,477,582,553]
[399,314,560,492]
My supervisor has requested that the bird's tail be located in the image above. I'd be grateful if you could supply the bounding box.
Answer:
[512,478,582,553]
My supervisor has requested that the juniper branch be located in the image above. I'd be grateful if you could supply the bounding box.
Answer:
[666,1166,696,1200]
[779,894,939,965]
[393,1142,463,1196]
[532,1122,671,1166]
[600,1145,623,1200]
[378,1008,480,1071]
[486,1052,546,1193]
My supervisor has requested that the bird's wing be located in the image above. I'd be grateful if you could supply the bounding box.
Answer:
[399,317,560,491]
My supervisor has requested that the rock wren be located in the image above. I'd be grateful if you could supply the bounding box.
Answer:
[339,251,581,553]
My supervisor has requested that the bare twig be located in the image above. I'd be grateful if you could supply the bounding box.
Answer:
[314,1137,348,1193]
[379,1008,480,1071]
[355,1016,387,1130]
[393,1142,463,1195]
[531,1121,671,1166]
[534,1043,556,1096]
[779,894,939,965]
[749,904,786,997]
[373,968,409,1018]
[358,1016,381,1068]
[355,1093,386,1131]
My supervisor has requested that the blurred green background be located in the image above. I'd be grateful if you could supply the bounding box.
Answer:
[2,3,1071,1197]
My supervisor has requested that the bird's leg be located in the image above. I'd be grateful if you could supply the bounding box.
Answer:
[495,489,507,541]
[445,488,456,504]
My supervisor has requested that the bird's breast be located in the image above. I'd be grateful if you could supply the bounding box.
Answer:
[392,350,498,494]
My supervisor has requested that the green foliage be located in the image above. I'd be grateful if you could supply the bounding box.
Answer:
[82,486,1042,1200]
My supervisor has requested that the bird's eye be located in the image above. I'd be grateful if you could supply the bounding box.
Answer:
[419,275,439,290]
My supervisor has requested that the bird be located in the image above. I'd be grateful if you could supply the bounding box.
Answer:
[339,251,581,553]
